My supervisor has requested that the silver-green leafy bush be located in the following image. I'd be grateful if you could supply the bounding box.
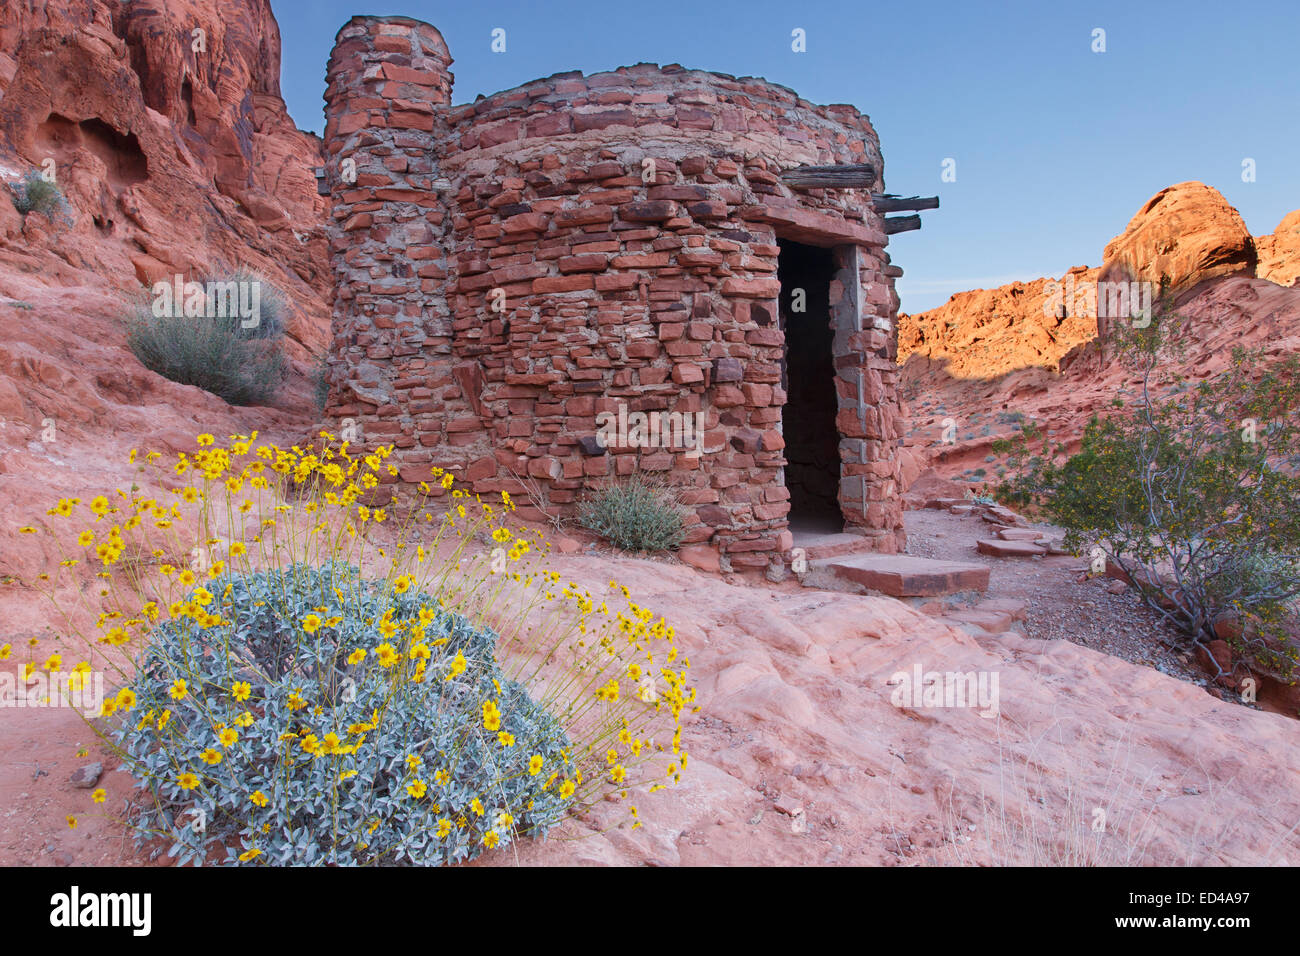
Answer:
[124,267,289,406]
[8,170,72,222]
[113,562,574,866]
[578,474,686,553]
[23,434,695,860]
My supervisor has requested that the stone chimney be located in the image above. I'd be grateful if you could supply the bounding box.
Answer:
[322,16,456,452]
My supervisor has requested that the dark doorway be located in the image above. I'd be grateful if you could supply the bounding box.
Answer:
[777,239,841,533]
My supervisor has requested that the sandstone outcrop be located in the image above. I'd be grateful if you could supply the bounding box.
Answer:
[472,554,1300,866]
[899,183,1299,491]
[1257,209,1300,288]
[0,0,331,582]
[1099,180,1257,294]
[0,0,330,357]
[898,265,1100,382]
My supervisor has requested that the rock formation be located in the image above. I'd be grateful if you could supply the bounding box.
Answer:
[1257,209,1300,287]
[899,183,1300,488]
[897,265,1100,383]
[0,0,331,584]
[0,0,330,350]
[1099,180,1257,292]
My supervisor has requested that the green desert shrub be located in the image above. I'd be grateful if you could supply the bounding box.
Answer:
[992,294,1300,678]
[112,562,573,866]
[8,170,71,221]
[579,474,686,553]
[125,268,289,406]
[224,266,290,340]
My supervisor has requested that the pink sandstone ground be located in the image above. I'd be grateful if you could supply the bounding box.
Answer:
[6,530,1299,867]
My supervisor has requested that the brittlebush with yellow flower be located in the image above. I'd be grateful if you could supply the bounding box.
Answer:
[19,430,695,865]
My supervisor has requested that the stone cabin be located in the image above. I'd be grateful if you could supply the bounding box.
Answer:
[320,15,935,575]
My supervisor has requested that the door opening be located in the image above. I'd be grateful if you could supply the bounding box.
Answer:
[777,238,842,534]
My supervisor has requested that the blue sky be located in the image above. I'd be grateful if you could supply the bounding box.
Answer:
[274,0,1299,313]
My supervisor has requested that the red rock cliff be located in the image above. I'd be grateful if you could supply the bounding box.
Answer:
[0,0,328,339]
[0,0,332,587]
[898,183,1300,487]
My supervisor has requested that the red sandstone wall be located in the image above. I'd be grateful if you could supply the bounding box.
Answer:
[323,15,906,573]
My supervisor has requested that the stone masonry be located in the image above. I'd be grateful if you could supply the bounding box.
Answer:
[321,15,908,573]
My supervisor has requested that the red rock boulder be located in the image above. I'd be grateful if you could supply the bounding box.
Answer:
[1100,181,1256,297]
[1256,208,1300,288]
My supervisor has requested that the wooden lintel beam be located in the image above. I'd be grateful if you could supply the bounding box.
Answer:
[883,215,922,235]
[871,194,940,213]
[779,163,877,189]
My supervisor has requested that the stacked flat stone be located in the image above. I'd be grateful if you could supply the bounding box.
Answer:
[322,15,907,573]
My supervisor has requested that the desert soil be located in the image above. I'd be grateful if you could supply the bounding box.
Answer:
[903,509,1214,693]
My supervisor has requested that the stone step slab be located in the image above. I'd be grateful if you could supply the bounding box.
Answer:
[812,553,990,598]
[790,531,880,562]
[975,538,1047,557]
[925,497,967,510]
[985,503,1027,525]
[996,527,1046,541]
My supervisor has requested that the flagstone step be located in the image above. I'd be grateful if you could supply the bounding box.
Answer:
[976,538,1047,557]
[996,527,1046,541]
[809,553,990,599]
[789,531,881,562]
